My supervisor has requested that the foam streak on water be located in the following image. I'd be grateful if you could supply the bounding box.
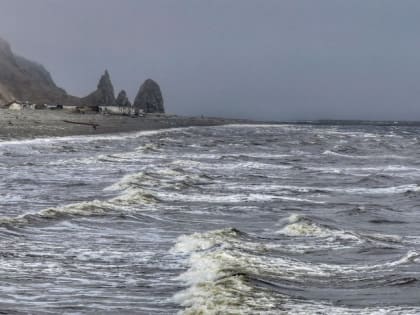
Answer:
[0,124,420,314]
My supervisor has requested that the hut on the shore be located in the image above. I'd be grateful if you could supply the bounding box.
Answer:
[98,105,143,116]
[4,100,27,110]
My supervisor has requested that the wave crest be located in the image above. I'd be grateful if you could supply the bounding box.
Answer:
[171,227,420,314]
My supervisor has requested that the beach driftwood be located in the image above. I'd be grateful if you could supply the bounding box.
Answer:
[62,120,99,130]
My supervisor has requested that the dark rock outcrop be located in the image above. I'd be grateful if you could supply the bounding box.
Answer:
[133,79,164,113]
[115,90,131,107]
[0,36,164,111]
[81,70,116,107]
[0,36,79,106]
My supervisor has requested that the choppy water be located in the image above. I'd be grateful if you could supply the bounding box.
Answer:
[0,124,420,314]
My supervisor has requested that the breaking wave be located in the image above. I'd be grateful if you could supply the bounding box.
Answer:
[172,228,420,314]
[0,177,165,228]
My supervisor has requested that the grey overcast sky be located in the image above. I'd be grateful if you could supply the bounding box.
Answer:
[1,0,420,120]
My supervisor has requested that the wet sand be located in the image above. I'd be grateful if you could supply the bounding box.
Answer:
[0,109,250,139]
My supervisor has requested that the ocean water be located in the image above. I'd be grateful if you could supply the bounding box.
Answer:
[0,124,419,314]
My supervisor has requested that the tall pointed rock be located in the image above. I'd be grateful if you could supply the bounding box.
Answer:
[133,79,164,113]
[82,70,116,107]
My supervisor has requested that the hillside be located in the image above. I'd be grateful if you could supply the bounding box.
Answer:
[0,37,79,105]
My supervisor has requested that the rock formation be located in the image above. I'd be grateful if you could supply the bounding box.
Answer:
[115,90,131,107]
[133,79,164,113]
[0,36,79,106]
[81,70,116,107]
[0,36,165,112]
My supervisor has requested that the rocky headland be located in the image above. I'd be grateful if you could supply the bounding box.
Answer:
[0,36,165,113]
[0,36,253,138]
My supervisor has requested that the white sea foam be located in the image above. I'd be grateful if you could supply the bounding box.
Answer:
[306,164,420,180]
[277,214,408,249]
[110,188,161,205]
[104,172,149,191]
[170,159,293,171]
[322,150,409,160]
[172,228,420,314]
[104,168,213,197]
[154,191,324,204]
[0,127,184,148]
[0,173,168,227]
[221,182,420,195]
[277,214,360,241]
[333,184,420,194]
[171,229,286,314]
[281,300,420,315]
[221,123,301,129]
[0,199,113,226]
[174,228,419,282]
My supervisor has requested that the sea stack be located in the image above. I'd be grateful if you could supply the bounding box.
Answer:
[133,79,164,113]
[115,90,131,107]
[82,70,116,107]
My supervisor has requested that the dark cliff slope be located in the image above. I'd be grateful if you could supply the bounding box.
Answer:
[0,37,79,105]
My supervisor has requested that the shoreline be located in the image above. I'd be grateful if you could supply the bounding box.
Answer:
[0,109,255,140]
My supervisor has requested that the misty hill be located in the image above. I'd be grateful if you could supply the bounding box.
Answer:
[0,37,80,105]
[0,36,164,112]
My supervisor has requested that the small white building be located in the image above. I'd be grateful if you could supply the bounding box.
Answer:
[99,106,143,116]
[5,101,32,110]
[4,101,45,110]
[8,101,24,110]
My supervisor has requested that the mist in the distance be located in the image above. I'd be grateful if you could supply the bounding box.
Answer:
[1,0,420,121]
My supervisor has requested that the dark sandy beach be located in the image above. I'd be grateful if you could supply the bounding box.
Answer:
[0,108,249,139]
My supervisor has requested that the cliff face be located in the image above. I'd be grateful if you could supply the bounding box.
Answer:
[81,70,116,107]
[133,79,164,113]
[0,37,79,105]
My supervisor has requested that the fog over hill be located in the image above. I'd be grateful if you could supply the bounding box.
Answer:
[0,36,79,105]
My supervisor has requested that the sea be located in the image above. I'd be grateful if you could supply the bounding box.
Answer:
[0,123,419,314]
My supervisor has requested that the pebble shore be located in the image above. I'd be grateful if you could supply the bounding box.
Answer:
[0,109,250,139]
